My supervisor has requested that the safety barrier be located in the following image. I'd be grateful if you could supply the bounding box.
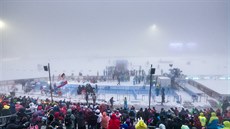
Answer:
[0,114,17,128]
[188,79,223,100]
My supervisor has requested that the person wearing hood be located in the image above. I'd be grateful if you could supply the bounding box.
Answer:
[222,121,230,129]
[2,104,11,116]
[65,109,75,129]
[181,125,190,129]
[121,122,128,129]
[159,123,166,129]
[207,112,219,129]
[101,112,110,129]
[108,113,120,129]
[199,112,207,128]
[50,112,63,129]
[135,118,147,129]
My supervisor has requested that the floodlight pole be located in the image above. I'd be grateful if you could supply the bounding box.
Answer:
[149,64,153,109]
[48,63,53,103]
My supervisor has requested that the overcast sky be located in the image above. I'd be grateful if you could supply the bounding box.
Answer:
[0,0,229,59]
[0,0,229,80]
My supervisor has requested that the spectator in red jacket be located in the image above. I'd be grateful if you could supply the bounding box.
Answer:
[108,113,120,129]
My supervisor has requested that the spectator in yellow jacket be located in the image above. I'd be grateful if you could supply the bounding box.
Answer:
[208,112,218,124]
[135,118,147,129]
[198,112,207,127]
[222,121,230,129]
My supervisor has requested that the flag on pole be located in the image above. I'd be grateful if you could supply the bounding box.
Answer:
[57,80,68,88]
[57,73,68,88]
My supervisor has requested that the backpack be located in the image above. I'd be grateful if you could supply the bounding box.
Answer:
[65,115,72,126]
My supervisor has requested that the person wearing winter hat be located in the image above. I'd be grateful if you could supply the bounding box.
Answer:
[101,112,110,129]
[159,123,166,129]
[95,109,102,129]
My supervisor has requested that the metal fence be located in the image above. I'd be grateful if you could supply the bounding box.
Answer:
[0,114,17,129]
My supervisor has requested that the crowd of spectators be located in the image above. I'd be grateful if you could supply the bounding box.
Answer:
[0,93,230,129]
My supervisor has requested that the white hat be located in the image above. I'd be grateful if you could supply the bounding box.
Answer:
[95,109,100,114]
[159,124,166,129]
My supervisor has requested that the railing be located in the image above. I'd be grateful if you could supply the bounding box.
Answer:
[188,79,223,100]
[0,114,17,128]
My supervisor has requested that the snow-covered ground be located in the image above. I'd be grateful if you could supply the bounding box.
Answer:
[0,80,214,110]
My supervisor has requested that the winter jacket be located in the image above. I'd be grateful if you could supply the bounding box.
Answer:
[108,114,120,129]
[206,112,219,129]
[136,109,144,119]
[87,112,97,127]
[65,109,75,129]
[207,119,219,129]
[222,121,230,129]
[199,112,207,127]
[9,102,16,114]
[135,118,147,129]
[209,112,219,124]
[101,112,110,129]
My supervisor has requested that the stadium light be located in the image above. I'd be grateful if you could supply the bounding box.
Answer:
[0,21,5,29]
[151,24,157,30]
